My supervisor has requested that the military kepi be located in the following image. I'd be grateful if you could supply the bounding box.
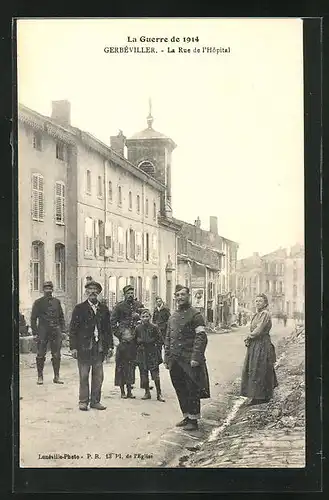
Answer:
[85,280,102,293]
[43,281,54,289]
[175,284,189,294]
[123,284,134,294]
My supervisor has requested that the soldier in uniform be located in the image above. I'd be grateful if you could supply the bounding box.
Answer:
[30,281,66,385]
[111,285,144,399]
[164,285,210,431]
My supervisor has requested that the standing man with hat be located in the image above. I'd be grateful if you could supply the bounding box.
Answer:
[111,284,144,399]
[164,285,210,431]
[30,281,66,385]
[69,280,113,411]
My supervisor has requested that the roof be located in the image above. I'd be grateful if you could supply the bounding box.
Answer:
[18,103,166,192]
[129,127,169,140]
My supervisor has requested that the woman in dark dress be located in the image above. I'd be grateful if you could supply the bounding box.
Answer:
[135,309,165,402]
[241,293,278,405]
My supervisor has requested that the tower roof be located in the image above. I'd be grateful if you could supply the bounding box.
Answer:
[127,98,176,147]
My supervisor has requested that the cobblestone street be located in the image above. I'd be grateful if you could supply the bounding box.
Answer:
[19,323,291,468]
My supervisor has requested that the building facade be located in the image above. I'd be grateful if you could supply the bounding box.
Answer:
[236,246,304,317]
[175,216,239,326]
[18,103,77,322]
[18,101,179,325]
[18,99,240,326]
[284,243,305,319]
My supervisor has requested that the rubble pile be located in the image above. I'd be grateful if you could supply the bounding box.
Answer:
[177,328,305,468]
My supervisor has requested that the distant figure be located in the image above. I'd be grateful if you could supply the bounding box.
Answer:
[135,309,165,402]
[31,281,66,385]
[238,311,242,326]
[152,297,171,347]
[241,293,278,405]
[283,313,287,327]
[19,312,29,336]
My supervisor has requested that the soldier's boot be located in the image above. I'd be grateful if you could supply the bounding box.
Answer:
[155,379,165,402]
[120,385,126,398]
[125,384,135,399]
[52,358,64,384]
[36,357,45,385]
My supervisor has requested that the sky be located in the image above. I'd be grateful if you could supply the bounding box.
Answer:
[16,18,304,259]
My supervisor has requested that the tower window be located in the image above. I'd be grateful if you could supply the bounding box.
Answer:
[138,160,155,175]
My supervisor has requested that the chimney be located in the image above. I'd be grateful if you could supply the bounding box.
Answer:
[110,130,126,157]
[51,100,71,126]
[194,216,201,229]
[209,216,218,235]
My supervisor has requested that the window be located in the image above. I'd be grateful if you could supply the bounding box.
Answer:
[293,268,298,281]
[55,181,65,224]
[153,201,157,220]
[129,276,135,288]
[56,141,65,161]
[273,280,277,293]
[144,232,150,262]
[97,176,103,198]
[152,276,158,307]
[86,170,91,194]
[84,217,94,254]
[129,191,132,210]
[118,226,124,257]
[55,243,65,291]
[145,198,149,217]
[144,277,151,305]
[31,241,44,292]
[108,276,116,310]
[152,234,158,261]
[98,220,105,256]
[279,281,283,293]
[137,277,143,302]
[32,173,44,222]
[105,221,114,256]
[118,186,122,206]
[33,132,42,151]
[266,280,270,293]
[222,275,226,293]
[293,285,297,297]
[135,232,142,261]
[136,195,140,214]
[208,281,214,300]
[118,276,125,300]
[126,228,135,259]
[108,181,113,202]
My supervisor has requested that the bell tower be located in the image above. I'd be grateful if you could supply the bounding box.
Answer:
[126,99,176,216]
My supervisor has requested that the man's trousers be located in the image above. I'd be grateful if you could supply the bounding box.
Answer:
[169,359,201,420]
[77,350,104,405]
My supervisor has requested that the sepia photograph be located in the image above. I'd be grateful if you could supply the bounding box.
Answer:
[15,17,306,471]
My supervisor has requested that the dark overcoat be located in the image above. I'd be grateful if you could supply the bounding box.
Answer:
[152,306,171,342]
[69,300,113,360]
[135,322,163,372]
[165,304,210,398]
[111,299,144,386]
[30,296,65,338]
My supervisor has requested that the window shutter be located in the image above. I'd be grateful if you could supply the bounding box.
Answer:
[126,229,130,259]
[94,220,99,256]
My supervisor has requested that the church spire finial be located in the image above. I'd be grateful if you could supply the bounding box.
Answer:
[147,97,153,129]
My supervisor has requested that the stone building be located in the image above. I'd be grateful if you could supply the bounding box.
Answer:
[175,216,239,326]
[18,100,179,324]
[18,103,77,323]
[284,243,305,319]
[236,247,289,314]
